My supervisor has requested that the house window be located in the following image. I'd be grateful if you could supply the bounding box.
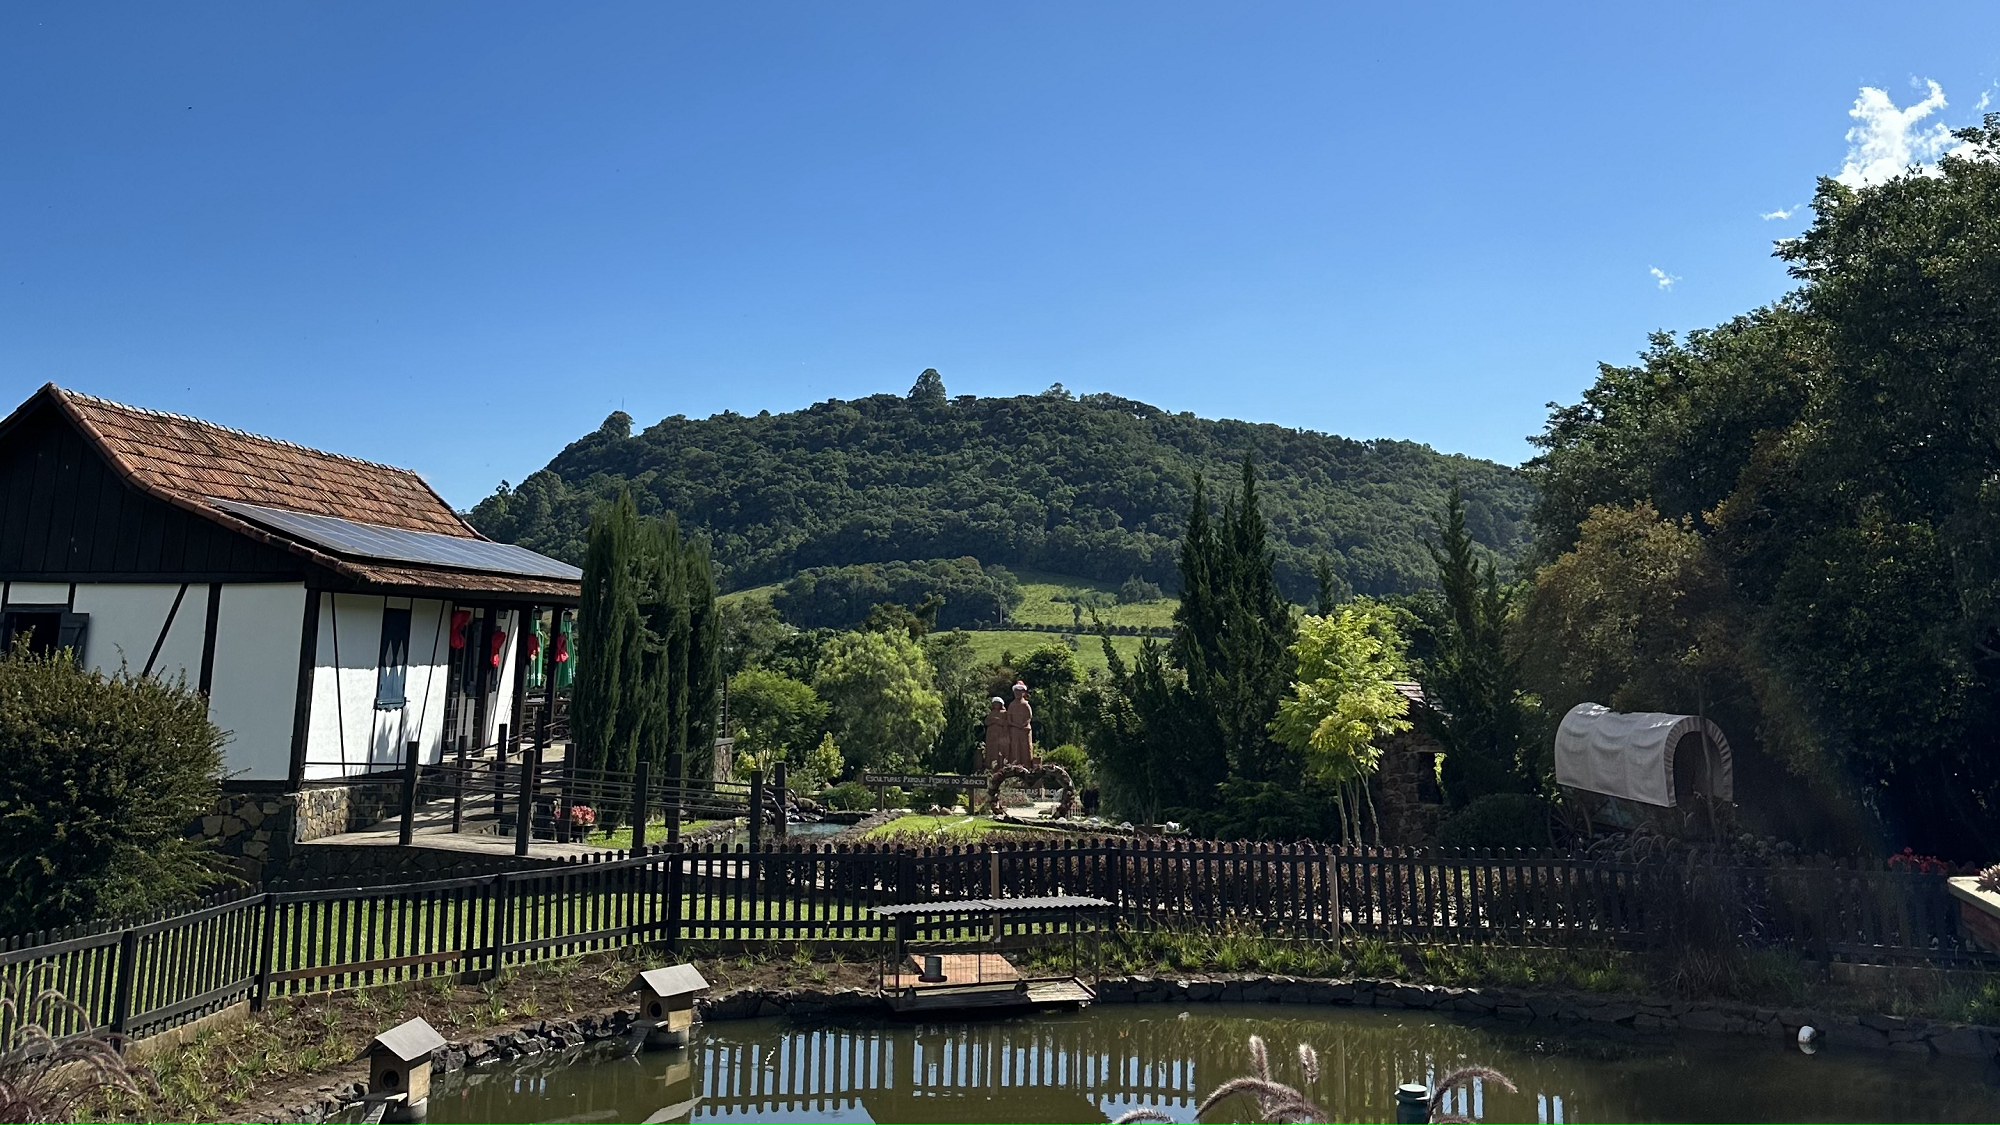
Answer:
[375,607,412,709]
[1,607,87,659]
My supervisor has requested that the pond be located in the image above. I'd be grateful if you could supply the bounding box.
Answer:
[428,1003,1999,1123]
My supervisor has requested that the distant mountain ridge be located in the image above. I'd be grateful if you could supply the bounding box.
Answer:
[468,374,1535,601]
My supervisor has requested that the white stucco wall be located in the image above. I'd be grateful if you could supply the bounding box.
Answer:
[207,582,306,782]
[70,582,209,681]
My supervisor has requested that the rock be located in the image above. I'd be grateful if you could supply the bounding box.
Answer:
[243,802,265,827]
[1391,985,1432,1009]
[1823,1021,1890,1052]
[243,841,268,859]
[1526,994,1564,1019]
[1587,1003,1636,1023]
[466,1041,493,1061]
[1220,980,1245,1002]
[1186,979,1223,1002]
[1454,991,1497,1013]
[1681,1008,1728,1032]
[221,816,244,836]
[440,1048,466,1072]
[1633,1014,1665,1029]
[1928,1026,1996,1059]
[1326,982,1355,1004]
[754,997,787,1018]
[1860,1013,1907,1033]
[202,815,223,835]
[1497,1005,1533,1021]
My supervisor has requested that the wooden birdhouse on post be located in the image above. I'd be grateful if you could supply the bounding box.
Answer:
[364,1017,446,1122]
[628,964,708,1049]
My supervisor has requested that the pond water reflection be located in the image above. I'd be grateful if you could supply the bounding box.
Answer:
[429,1003,1998,1123]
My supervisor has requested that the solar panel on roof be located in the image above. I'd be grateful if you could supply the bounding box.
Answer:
[210,499,582,581]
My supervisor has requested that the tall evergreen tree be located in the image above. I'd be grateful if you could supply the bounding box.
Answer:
[574,492,646,799]
[1422,483,1530,806]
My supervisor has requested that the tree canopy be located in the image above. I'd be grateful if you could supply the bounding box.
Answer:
[471,376,1533,602]
[1524,119,2000,857]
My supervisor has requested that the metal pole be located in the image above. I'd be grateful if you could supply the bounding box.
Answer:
[398,738,421,846]
[772,761,787,841]
[748,769,764,852]
[631,760,650,853]
[492,722,509,822]
[450,734,467,834]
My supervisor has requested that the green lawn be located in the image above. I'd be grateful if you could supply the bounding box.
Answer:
[861,813,1066,844]
[1005,568,1177,630]
[958,629,1147,675]
[582,817,728,850]
[717,581,781,606]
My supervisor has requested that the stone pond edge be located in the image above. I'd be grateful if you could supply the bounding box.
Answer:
[285,974,2000,1121]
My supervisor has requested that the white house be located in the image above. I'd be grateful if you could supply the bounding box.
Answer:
[0,384,580,853]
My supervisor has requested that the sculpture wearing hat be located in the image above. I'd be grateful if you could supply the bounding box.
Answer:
[1005,681,1035,767]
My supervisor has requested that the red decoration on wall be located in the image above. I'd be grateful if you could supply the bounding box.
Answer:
[489,627,505,669]
[450,609,471,649]
[553,630,569,664]
[525,630,541,660]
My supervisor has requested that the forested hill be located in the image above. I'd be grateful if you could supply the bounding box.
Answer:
[468,375,1534,600]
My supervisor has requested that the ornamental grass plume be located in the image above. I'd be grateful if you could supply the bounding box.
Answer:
[1977,863,2000,895]
[1113,1033,1515,1125]
[0,980,146,1123]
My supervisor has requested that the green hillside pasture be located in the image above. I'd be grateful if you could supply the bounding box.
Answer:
[1006,568,1178,630]
[717,581,781,606]
[961,629,1145,676]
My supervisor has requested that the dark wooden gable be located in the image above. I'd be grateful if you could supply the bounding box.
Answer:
[0,398,306,581]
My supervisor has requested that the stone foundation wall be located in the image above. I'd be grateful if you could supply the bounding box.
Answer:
[197,791,300,880]
[294,782,404,842]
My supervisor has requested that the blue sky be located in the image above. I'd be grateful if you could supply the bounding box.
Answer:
[4,3,1998,506]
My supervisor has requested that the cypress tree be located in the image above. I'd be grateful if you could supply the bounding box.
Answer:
[574,491,645,808]
[1424,483,1529,805]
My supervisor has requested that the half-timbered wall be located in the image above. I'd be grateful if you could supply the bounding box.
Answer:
[302,593,454,781]
[5,579,304,781]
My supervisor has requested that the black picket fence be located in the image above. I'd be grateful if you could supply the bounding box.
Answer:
[0,841,1986,1048]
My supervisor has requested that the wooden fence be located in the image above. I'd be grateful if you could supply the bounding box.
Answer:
[0,841,1986,1046]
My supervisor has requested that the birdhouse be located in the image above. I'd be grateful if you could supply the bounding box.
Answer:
[364,1016,446,1122]
[628,964,708,1048]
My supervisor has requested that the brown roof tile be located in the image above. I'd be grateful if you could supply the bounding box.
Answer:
[55,387,473,536]
[33,386,578,601]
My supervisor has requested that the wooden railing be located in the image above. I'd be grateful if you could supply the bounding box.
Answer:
[0,842,1987,1046]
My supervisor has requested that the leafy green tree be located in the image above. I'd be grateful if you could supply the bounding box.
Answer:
[923,629,988,773]
[1522,119,2000,856]
[1269,604,1412,845]
[727,667,828,773]
[801,732,845,788]
[1421,485,1533,805]
[812,630,945,775]
[470,383,1535,602]
[0,647,226,933]
[1015,642,1084,749]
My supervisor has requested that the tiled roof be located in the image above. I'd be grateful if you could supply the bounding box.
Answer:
[54,387,473,536]
[29,385,578,600]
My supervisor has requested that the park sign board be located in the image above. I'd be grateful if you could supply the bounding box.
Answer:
[861,773,985,789]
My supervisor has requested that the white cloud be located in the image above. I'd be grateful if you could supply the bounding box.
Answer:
[1649,267,1680,291]
[1978,87,1993,112]
[1836,80,1962,187]
[1760,204,1801,220]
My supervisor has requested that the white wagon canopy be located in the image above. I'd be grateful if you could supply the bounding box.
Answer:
[1554,702,1733,808]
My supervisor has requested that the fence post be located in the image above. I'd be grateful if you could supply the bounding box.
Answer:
[748,769,764,852]
[772,762,787,841]
[483,874,507,978]
[897,849,915,905]
[492,722,510,822]
[450,734,467,834]
[515,744,537,857]
[631,760,650,852]
[110,927,139,1042]
[666,749,682,845]
[666,836,683,954]
[251,894,277,1012]
[398,739,421,846]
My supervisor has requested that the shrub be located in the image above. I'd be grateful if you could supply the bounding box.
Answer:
[1435,793,1549,850]
[915,786,966,809]
[0,646,226,934]
[818,782,873,811]
[1040,743,1092,788]
[1117,577,1163,604]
